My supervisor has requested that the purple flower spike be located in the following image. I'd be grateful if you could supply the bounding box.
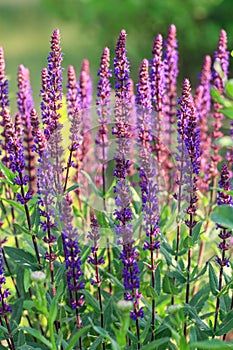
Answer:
[67,65,78,119]
[61,195,84,309]
[0,47,10,165]
[0,245,12,316]
[114,29,130,100]
[217,163,233,207]
[151,34,165,114]
[95,47,111,173]
[150,34,170,193]
[17,64,36,192]
[40,28,63,135]
[194,55,212,193]
[95,47,112,193]
[164,24,179,126]
[175,79,200,211]
[213,29,229,92]
[87,211,105,286]
[113,30,142,321]
[215,163,232,266]
[209,30,229,181]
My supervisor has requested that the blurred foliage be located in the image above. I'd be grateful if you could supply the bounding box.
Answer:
[0,0,233,110]
[40,0,233,81]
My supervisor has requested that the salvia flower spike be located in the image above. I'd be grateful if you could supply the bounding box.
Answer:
[136,58,159,340]
[113,30,142,350]
[213,163,232,334]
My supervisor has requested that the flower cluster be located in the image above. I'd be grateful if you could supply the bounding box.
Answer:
[61,195,84,309]
[87,212,105,286]
[17,64,35,191]
[0,239,12,316]
[216,163,232,268]
[95,47,112,169]
[136,59,160,252]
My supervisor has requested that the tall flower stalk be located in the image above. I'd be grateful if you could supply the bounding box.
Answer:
[194,55,212,282]
[0,239,15,350]
[164,24,178,140]
[178,79,200,335]
[136,58,160,340]
[95,47,111,210]
[61,194,84,350]
[95,47,112,294]
[208,30,229,198]
[0,47,19,248]
[150,34,166,194]
[39,28,64,293]
[64,65,82,194]
[4,109,41,265]
[87,211,105,350]
[17,64,36,193]
[113,30,142,349]
[213,163,232,335]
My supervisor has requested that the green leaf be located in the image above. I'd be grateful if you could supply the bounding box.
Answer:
[100,269,124,291]
[66,326,90,350]
[211,87,231,107]
[220,107,233,119]
[210,205,233,229]
[184,305,211,333]
[162,275,178,295]
[225,79,233,99]
[65,183,81,194]
[13,223,32,235]
[104,178,116,198]
[0,198,24,212]
[154,265,161,296]
[81,170,102,197]
[20,327,53,349]
[49,280,64,324]
[10,297,23,329]
[140,337,170,350]
[30,204,41,232]
[216,136,233,147]
[209,263,218,296]
[216,310,233,336]
[183,236,193,249]
[4,246,37,269]
[0,163,15,184]
[146,285,157,299]
[192,221,203,244]
[213,60,225,80]
[82,290,100,313]
[89,335,104,350]
[190,339,233,349]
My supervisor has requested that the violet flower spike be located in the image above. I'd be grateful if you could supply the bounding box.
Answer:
[113,32,142,342]
[164,24,179,126]
[17,64,36,192]
[87,211,106,349]
[209,30,229,181]
[67,65,78,120]
[150,34,168,193]
[136,58,159,339]
[0,47,10,165]
[194,55,212,193]
[60,194,84,348]
[0,245,12,316]
[213,163,232,334]
[95,47,112,199]
[41,29,64,195]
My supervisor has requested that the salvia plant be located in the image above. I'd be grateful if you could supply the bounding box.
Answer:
[0,25,233,350]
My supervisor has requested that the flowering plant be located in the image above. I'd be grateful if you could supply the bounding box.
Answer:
[0,26,233,350]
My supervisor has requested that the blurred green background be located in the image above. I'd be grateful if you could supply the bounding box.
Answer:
[0,0,232,111]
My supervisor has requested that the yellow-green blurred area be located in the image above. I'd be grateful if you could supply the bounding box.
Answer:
[0,0,232,111]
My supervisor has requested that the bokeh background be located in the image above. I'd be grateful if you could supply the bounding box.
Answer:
[1,0,232,111]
